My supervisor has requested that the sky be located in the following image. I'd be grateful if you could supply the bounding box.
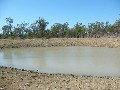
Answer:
[0,0,120,32]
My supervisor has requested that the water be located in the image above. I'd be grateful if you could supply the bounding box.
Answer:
[0,46,120,76]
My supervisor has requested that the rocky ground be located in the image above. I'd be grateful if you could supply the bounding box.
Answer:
[0,38,120,49]
[0,66,120,90]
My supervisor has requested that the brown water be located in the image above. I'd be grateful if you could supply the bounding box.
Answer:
[0,46,120,76]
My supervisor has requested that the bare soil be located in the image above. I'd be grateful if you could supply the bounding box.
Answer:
[0,66,120,90]
[0,38,120,49]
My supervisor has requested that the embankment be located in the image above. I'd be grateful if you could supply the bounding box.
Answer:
[0,38,120,49]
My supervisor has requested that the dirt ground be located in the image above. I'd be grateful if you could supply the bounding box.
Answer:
[0,38,120,49]
[0,66,120,90]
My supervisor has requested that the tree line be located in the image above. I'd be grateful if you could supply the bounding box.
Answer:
[0,17,120,39]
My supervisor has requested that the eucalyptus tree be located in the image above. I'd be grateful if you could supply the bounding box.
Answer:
[88,22,107,38]
[94,22,103,37]
[6,17,13,34]
[106,19,120,37]
[113,19,120,36]
[29,22,38,37]
[2,17,13,37]
[0,33,2,38]
[44,29,51,38]
[88,23,93,37]
[50,23,62,38]
[1,17,120,38]
[81,25,87,38]
[62,22,70,37]
[73,23,86,38]
[35,17,49,38]
[104,21,111,36]
[13,22,28,38]
[2,25,11,35]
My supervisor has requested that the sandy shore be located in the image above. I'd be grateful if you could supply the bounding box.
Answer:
[0,38,120,49]
[0,66,120,90]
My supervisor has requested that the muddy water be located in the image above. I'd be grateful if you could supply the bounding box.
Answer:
[0,46,120,76]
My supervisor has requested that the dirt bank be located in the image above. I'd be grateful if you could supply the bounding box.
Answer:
[0,38,120,49]
[0,66,120,90]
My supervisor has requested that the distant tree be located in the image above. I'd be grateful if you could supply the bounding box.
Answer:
[2,25,11,35]
[36,17,49,38]
[2,17,13,37]
[61,22,69,37]
[73,23,86,38]
[114,19,120,36]
[13,22,28,38]
[88,22,106,38]
[6,17,13,34]
[1,17,120,39]
[50,23,62,38]
[0,33,3,39]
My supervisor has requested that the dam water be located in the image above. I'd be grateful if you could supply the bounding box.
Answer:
[0,46,120,76]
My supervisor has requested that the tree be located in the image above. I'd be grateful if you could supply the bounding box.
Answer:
[61,22,69,37]
[50,23,62,38]
[73,23,86,38]
[87,22,107,38]
[13,22,28,38]
[113,19,120,36]
[36,17,49,38]
[2,17,13,36]
[1,17,120,39]
[2,25,11,35]
[6,17,13,34]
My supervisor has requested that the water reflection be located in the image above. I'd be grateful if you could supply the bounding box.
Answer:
[0,50,13,67]
[0,46,120,76]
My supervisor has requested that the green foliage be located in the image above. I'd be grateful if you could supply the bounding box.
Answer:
[1,17,120,39]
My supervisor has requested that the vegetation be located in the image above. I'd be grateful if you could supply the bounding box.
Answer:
[0,17,120,39]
